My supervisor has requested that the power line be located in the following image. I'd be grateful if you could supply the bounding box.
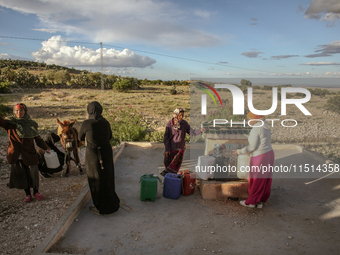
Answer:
[0,35,275,73]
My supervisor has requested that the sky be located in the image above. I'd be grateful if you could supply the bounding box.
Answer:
[0,0,339,84]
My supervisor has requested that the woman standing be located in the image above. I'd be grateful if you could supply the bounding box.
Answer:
[160,108,205,176]
[79,101,120,215]
[0,103,50,202]
[233,111,275,208]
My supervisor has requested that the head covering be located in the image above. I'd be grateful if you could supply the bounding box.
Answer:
[172,108,184,130]
[173,108,184,115]
[247,111,264,120]
[15,103,25,110]
[87,101,103,120]
[5,103,39,138]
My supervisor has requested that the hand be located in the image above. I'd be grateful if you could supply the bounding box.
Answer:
[163,151,170,156]
[232,150,238,156]
[201,128,206,133]
[46,147,51,153]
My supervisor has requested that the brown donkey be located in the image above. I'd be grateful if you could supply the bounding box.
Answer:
[56,118,83,176]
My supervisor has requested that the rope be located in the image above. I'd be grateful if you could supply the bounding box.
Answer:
[66,184,83,192]
[119,197,132,211]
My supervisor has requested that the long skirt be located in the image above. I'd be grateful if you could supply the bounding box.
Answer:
[85,146,120,214]
[9,161,39,190]
[245,150,275,205]
[164,150,184,174]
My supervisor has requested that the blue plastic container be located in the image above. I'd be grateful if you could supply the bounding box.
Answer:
[163,173,182,199]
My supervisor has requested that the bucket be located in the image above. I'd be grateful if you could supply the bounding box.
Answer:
[44,150,60,169]
[163,173,182,199]
[179,170,196,196]
[237,154,250,179]
[196,155,215,180]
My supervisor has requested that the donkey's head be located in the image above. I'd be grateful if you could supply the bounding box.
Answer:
[57,118,77,151]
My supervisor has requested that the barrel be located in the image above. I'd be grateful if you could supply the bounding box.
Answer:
[163,173,182,199]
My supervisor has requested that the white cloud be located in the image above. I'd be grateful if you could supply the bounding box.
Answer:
[271,55,299,60]
[194,10,212,19]
[0,53,33,60]
[325,72,340,77]
[32,28,63,33]
[31,36,156,68]
[301,62,340,65]
[0,0,222,48]
[242,51,264,58]
[270,73,302,76]
[304,0,340,22]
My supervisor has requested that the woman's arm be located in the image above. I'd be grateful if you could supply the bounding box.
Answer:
[35,135,50,151]
[163,124,171,152]
[237,129,260,155]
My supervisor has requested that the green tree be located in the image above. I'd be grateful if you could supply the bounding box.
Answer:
[54,70,71,83]
[240,79,252,87]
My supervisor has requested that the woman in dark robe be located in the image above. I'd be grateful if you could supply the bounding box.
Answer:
[0,103,50,202]
[79,101,120,215]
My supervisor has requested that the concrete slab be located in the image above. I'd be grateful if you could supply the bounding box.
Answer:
[39,143,340,254]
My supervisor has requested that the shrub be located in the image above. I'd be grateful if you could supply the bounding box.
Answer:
[240,79,252,87]
[169,85,177,95]
[0,81,11,93]
[104,106,148,146]
[113,80,134,92]
[309,88,330,97]
[144,131,164,142]
[112,78,140,92]
[0,97,11,115]
[54,70,71,83]
[325,95,340,113]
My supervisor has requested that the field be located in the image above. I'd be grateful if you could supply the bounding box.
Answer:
[0,84,340,254]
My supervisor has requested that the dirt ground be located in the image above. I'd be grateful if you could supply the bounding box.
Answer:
[0,87,340,254]
[0,139,88,255]
[44,144,340,255]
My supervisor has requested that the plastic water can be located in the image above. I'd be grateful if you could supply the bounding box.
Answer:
[196,155,215,180]
[163,173,182,199]
[44,150,60,169]
[179,170,196,196]
[237,155,250,179]
[140,174,160,202]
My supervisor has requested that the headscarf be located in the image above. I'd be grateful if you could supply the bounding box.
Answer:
[173,108,184,130]
[246,111,264,120]
[5,103,39,138]
[87,101,103,120]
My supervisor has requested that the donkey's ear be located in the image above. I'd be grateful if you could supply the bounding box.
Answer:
[56,118,64,127]
[70,119,76,127]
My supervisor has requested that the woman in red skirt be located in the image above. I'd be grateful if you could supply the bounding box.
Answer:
[160,108,205,176]
[233,111,274,209]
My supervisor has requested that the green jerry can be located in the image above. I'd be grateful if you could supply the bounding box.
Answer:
[139,174,162,202]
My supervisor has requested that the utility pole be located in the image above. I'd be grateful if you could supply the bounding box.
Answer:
[100,42,104,92]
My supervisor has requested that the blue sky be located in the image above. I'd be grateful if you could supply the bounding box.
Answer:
[0,0,339,84]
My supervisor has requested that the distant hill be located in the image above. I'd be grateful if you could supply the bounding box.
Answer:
[0,59,84,75]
